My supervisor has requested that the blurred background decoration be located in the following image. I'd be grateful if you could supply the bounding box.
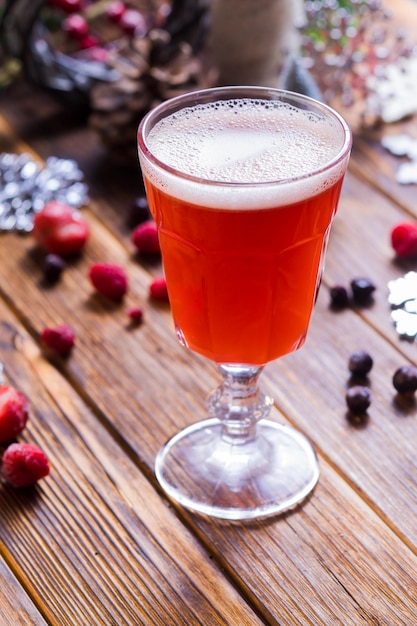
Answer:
[0,0,416,158]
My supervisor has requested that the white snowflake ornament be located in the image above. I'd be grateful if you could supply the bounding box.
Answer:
[388,272,417,339]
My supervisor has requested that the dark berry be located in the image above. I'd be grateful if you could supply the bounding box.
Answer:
[348,351,373,376]
[127,196,151,227]
[329,285,349,309]
[346,386,371,413]
[350,277,376,304]
[43,254,66,283]
[392,366,417,394]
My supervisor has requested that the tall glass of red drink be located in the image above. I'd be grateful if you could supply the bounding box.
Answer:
[138,87,351,520]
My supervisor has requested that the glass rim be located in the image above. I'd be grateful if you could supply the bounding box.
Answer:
[137,86,352,188]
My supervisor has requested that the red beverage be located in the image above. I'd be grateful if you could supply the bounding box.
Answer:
[139,96,350,365]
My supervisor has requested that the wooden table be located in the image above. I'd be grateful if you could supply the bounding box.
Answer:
[1,3,417,624]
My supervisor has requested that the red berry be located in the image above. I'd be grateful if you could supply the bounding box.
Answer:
[127,306,144,324]
[391,222,417,258]
[33,201,89,256]
[119,9,147,36]
[63,14,89,38]
[41,324,76,357]
[0,386,29,443]
[2,443,50,488]
[48,0,82,12]
[149,277,169,302]
[131,220,160,255]
[89,263,128,301]
[79,34,100,49]
[106,0,126,22]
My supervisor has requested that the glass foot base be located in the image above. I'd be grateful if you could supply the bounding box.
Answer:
[155,418,319,520]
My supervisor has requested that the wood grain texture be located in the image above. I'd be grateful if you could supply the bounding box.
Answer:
[0,309,263,626]
[0,555,49,625]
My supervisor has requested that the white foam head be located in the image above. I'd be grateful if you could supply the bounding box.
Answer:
[139,96,351,210]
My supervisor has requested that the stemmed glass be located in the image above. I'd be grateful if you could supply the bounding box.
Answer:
[137,86,351,520]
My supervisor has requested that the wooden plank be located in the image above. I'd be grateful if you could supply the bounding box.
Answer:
[0,311,263,626]
[1,229,417,625]
[0,556,49,625]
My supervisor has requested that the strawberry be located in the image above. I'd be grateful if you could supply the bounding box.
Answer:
[41,323,76,357]
[33,201,89,256]
[0,385,29,443]
[89,263,128,300]
[391,222,417,258]
[1,443,50,488]
[131,220,160,255]
[149,277,169,302]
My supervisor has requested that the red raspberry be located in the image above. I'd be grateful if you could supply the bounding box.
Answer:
[1,443,50,488]
[127,306,144,324]
[131,220,160,255]
[33,201,89,256]
[391,222,417,258]
[0,386,29,443]
[149,277,169,302]
[89,263,128,301]
[41,323,76,357]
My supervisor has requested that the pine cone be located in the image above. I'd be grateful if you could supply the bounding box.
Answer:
[89,22,215,160]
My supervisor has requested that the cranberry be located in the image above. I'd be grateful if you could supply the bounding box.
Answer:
[119,9,147,36]
[63,14,89,39]
[391,222,417,258]
[79,34,100,49]
[348,351,373,377]
[106,0,126,22]
[392,366,417,394]
[127,307,144,324]
[346,386,371,414]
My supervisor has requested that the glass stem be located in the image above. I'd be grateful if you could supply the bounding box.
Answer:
[207,364,273,445]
